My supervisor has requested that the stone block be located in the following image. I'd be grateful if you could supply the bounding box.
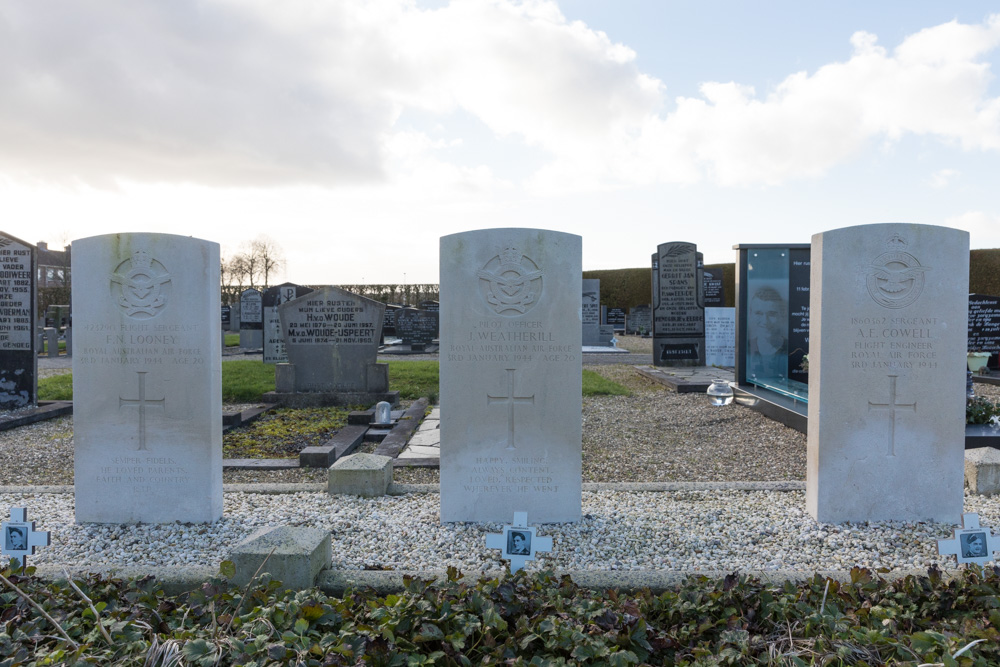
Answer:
[275,363,295,393]
[966,447,1000,495]
[229,526,331,590]
[328,453,393,497]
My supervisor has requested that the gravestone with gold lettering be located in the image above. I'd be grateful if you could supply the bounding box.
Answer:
[0,233,37,410]
[807,223,968,523]
[73,233,222,523]
[440,228,582,523]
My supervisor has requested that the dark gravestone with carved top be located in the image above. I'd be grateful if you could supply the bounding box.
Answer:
[968,294,1000,371]
[263,283,314,364]
[653,242,704,366]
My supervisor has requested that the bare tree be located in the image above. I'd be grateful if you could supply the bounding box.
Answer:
[249,235,285,288]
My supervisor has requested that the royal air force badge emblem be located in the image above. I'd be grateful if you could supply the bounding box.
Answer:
[111,249,172,318]
[477,243,544,316]
[866,235,928,309]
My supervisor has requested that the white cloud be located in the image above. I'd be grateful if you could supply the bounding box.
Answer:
[0,2,997,192]
[945,210,1000,248]
[929,168,961,188]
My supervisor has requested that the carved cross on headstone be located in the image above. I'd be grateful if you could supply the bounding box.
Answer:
[937,513,1000,566]
[119,371,165,451]
[487,368,534,451]
[868,374,916,456]
[1,507,50,569]
[485,511,553,573]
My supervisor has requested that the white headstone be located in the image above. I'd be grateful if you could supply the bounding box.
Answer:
[72,233,222,523]
[705,307,736,367]
[807,223,969,523]
[440,228,582,523]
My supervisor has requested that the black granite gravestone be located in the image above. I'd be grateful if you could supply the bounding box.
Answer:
[0,233,37,410]
[969,294,1000,371]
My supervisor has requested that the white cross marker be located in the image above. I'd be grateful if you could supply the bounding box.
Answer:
[485,512,552,573]
[1,507,51,569]
[937,513,1000,566]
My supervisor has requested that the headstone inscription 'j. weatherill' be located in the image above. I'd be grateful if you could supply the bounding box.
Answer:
[440,228,582,523]
[72,233,222,523]
[807,223,968,524]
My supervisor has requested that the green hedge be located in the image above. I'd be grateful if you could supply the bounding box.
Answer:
[970,249,1000,296]
[583,263,736,310]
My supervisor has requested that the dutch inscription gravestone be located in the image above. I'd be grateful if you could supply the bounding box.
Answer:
[653,242,705,366]
[440,228,582,523]
[0,233,37,410]
[395,307,439,350]
[263,283,314,364]
[275,286,389,400]
[968,294,1000,371]
[582,279,601,346]
[73,233,222,523]
[807,223,968,523]
[239,288,262,349]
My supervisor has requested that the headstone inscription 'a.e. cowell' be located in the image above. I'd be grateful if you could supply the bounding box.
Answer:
[73,233,222,524]
[440,228,582,523]
[0,233,37,410]
[807,223,968,523]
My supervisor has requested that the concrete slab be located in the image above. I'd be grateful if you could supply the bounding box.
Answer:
[229,525,331,590]
[966,447,1000,495]
[328,453,393,497]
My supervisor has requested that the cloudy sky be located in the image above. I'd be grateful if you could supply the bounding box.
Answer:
[2,1,999,284]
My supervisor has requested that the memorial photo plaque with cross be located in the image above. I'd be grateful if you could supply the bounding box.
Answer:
[1,507,50,568]
[937,513,1000,566]
[485,511,553,573]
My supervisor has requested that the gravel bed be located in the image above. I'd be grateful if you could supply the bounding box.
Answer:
[5,488,1000,573]
[4,343,999,575]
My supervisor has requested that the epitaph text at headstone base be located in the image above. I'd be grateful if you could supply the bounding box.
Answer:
[705,307,736,367]
[278,286,386,393]
[0,233,37,410]
[653,242,705,366]
[263,283,314,364]
[968,294,1000,370]
[440,228,582,523]
[73,233,222,524]
[807,224,968,524]
[582,279,601,346]
[239,289,262,349]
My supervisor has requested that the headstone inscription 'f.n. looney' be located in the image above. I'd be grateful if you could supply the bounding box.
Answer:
[269,286,395,407]
[807,224,968,524]
[263,283,313,364]
[440,228,582,523]
[73,233,222,523]
[653,242,705,366]
[0,232,37,410]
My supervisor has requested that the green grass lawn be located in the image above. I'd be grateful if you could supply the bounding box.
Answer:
[224,333,239,347]
[38,361,629,402]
